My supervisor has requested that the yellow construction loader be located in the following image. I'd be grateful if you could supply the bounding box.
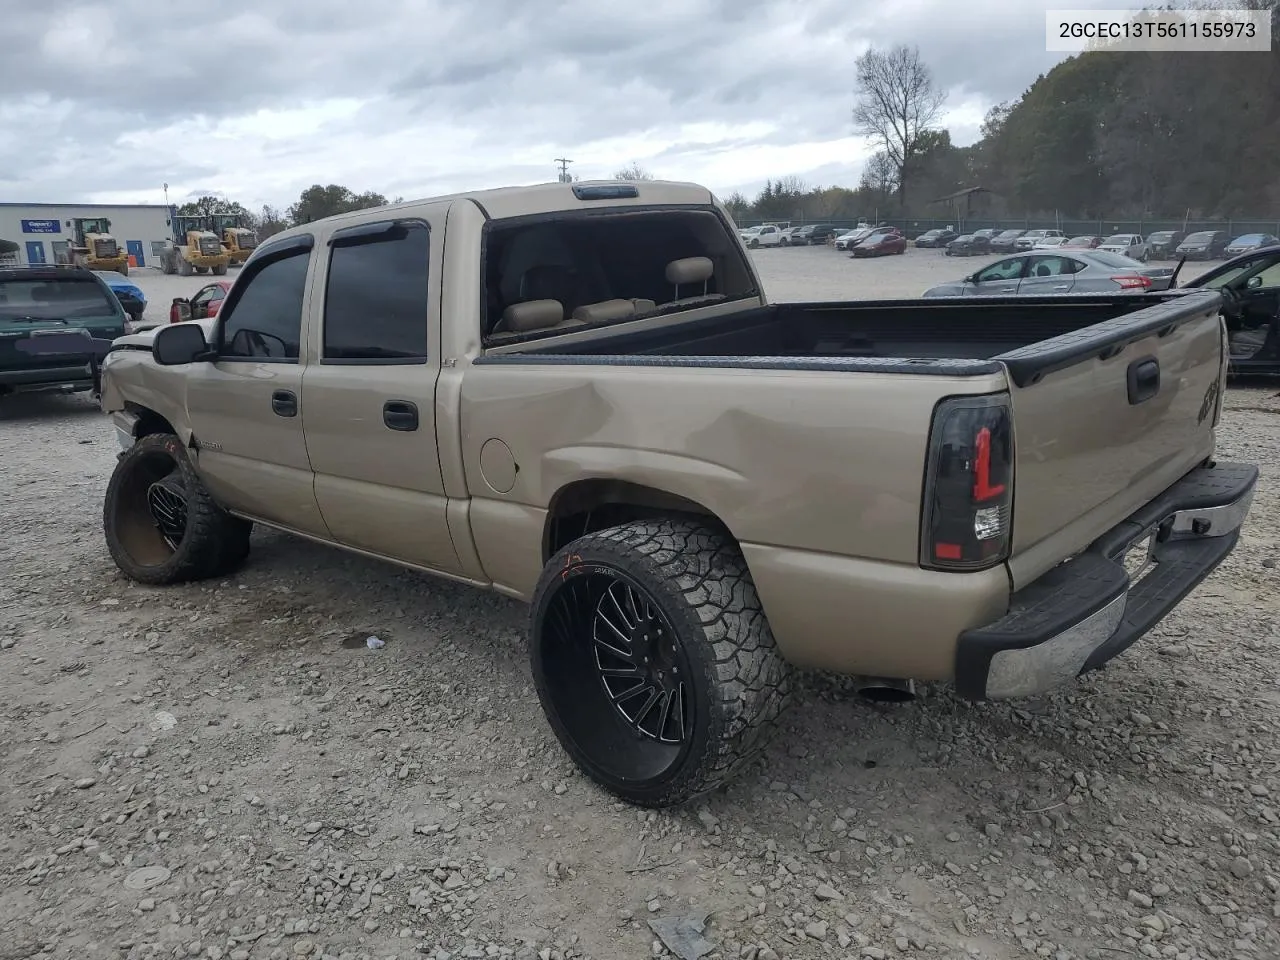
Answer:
[60,218,129,274]
[212,214,258,265]
[159,216,231,276]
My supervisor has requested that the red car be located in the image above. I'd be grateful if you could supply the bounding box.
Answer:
[1063,235,1103,249]
[169,279,232,323]
[850,229,906,257]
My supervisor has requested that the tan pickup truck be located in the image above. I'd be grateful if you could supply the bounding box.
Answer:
[98,180,1257,807]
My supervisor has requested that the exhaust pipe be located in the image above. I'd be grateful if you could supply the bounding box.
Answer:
[854,677,916,703]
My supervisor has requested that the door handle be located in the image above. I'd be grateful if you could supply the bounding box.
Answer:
[383,400,419,432]
[1000,286,1016,293]
[1126,357,1160,405]
[1053,284,1070,290]
[271,390,297,418]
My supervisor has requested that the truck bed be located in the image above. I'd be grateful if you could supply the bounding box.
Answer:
[488,290,1219,387]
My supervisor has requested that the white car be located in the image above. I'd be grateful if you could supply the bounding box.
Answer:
[1098,233,1150,262]
[1033,236,1070,250]
[1015,229,1065,251]
[740,224,784,248]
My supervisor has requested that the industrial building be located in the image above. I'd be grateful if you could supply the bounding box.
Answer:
[0,202,176,268]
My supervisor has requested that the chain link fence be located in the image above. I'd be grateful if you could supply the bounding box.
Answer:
[736,216,1280,239]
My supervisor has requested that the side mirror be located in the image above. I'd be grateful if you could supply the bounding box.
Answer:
[962,274,975,284]
[153,322,211,365]
[1246,275,1263,289]
[170,297,192,323]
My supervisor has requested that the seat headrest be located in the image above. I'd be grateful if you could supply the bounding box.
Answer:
[665,257,713,285]
[571,299,637,324]
[502,299,564,332]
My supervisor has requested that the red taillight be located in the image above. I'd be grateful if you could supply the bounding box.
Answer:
[920,395,1014,571]
[1111,274,1152,290]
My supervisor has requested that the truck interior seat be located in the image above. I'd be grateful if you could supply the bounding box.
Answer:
[665,257,725,308]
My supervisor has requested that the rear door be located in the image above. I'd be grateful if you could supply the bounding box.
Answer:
[302,212,462,575]
[1017,254,1077,294]
[1001,291,1225,588]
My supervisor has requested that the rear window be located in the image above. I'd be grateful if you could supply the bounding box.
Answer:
[482,209,757,339]
[0,276,119,320]
[1089,250,1145,269]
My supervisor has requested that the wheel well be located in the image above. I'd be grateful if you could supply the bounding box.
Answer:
[126,404,177,439]
[543,479,730,560]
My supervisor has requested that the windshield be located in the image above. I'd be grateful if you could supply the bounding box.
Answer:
[1148,232,1173,241]
[1102,235,1131,244]
[0,277,119,321]
[998,230,1021,238]
[1233,234,1263,244]
[1184,232,1215,242]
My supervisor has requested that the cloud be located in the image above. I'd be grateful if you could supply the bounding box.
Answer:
[0,0,1125,209]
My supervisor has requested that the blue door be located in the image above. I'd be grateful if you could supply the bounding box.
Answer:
[126,239,145,267]
[25,241,47,265]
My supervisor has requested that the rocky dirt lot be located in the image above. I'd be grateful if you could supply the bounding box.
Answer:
[1,261,1276,960]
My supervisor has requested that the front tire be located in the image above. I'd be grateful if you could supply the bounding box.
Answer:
[103,433,252,585]
[530,519,793,808]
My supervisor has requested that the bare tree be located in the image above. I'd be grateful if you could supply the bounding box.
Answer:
[858,151,899,203]
[852,44,947,210]
[613,162,655,181]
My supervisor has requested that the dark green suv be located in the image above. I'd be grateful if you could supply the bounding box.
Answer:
[0,266,128,397]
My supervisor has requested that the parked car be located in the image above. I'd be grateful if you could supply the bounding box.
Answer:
[1063,235,1104,250]
[787,224,841,246]
[1032,236,1070,250]
[944,234,991,257]
[972,228,1000,241]
[922,250,1177,297]
[0,265,129,397]
[836,225,896,251]
[1225,233,1280,257]
[1098,234,1150,262]
[851,230,906,257]
[169,279,233,324]
[741,224,784,248]
[1015,229,1065,251]
[95,177,1255,806]
[988,229,1026,252]
[94,270,148,324]
[1175,242,1280,374]
[1146,230,1186,259]
[914,228,959,249]
[1175,230,1230,260]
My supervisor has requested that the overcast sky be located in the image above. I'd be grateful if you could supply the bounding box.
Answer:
[0,0,1127,211]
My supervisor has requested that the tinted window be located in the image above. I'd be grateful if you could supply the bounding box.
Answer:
[0,277,119,320]
[219,250,308,360]
[323,221,430,362]
[976,258,1026,282]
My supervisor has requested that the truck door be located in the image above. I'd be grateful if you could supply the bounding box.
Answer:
[301,213,462,575]
[183,233,328,536]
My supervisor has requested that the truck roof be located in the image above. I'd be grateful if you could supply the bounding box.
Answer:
[265,180,717,244]
[0,265,95,282]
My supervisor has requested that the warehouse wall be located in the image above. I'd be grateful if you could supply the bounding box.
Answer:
[0,204,175,268]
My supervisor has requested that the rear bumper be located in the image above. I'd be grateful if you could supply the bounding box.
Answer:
[955,461,1257,700]
[0,363,94,389]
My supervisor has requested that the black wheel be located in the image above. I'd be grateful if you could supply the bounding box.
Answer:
[103,433,251,585]
[213,263,228,276]
[530,519,793,807]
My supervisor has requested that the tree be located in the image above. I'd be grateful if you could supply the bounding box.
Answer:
[287,184,389,225]
[613,163,655,181]
[177,195,252,219]
[0,239,18,256]
[858,151,899,202]
[851,44,947,210]
[722,192,750,220]
[256,204,289,239]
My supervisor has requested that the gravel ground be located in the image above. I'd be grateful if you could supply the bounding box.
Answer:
[2,251,1277,960]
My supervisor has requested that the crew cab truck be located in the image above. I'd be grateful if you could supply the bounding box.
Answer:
[98,180,1257,808]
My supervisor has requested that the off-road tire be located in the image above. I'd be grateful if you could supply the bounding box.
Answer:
[529,518,794,807]
[213,263,228,276]
[103,433,251,585]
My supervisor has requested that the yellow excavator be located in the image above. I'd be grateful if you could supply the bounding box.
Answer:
[60,218,129,275]
[159,216,232,276]
[212,214,258,265]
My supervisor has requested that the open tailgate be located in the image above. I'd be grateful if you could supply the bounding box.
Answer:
[996,290,1228,589]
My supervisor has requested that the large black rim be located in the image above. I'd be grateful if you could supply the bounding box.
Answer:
[112,448,189,566]
[538,569,695,785]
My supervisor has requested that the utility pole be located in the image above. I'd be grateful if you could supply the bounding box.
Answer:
[554,158,574,183]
